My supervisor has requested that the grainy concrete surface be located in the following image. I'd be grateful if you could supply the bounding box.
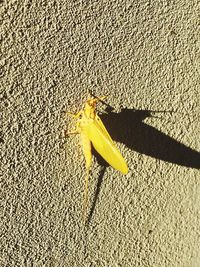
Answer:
[1,1,200,266]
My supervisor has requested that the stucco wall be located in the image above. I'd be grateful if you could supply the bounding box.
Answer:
[1,0,200,266]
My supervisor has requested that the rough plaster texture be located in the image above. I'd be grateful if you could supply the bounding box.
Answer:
[1,0,200,266]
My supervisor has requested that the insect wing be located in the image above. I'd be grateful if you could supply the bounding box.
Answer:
[84,116,128,174]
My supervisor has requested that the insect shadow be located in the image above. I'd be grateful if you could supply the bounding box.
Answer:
[88,107,200,223]
[101,107,200,169]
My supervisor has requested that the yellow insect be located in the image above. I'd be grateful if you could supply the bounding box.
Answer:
[66,95,128,222]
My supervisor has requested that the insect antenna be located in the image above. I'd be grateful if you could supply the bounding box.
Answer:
[88,90,114,112]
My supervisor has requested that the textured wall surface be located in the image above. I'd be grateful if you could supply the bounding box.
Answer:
[1,0,200,266]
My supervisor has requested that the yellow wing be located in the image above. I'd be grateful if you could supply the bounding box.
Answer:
[81,115,128,174]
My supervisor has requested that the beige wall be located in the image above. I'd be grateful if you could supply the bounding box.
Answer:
[1,0,200,266]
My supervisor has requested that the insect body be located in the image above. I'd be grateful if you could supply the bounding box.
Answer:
[66,96,128,222]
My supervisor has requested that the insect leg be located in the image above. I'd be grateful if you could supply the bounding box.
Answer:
[65,115,81,136]
[80,133,92,223]
[64,129,78,136]
[66,111,82,119]
[98,95,107,101]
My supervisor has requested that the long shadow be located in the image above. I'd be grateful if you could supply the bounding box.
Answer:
[100,108,200,169]
[87,150,108,224]
[88,107,200,223]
